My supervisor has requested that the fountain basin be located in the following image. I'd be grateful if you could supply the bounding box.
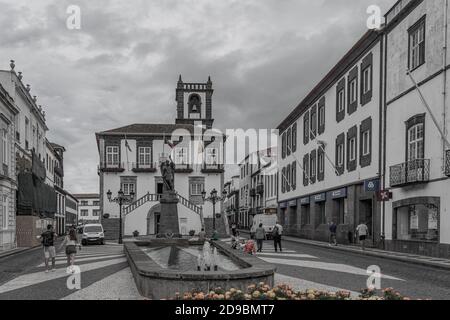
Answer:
[124,240,276,300]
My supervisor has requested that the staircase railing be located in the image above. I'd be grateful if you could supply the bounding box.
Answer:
[176,193,203,216]
[123,193,161,216]
[123,192,203,220]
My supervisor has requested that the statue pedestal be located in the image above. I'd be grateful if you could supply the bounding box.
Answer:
[157,191,181,238]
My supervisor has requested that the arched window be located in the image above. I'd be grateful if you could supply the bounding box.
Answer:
[188,94,202,115]
[406,114,425,162]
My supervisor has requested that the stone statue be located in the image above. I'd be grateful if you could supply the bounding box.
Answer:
[160,156,175,192]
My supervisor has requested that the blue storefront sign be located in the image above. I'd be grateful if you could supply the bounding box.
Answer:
[329,187,347,199]
[279,202,288,209]
[300,197,310,205]
[364,178,380,192]
[289,199,298,207]
[313,193,326,202]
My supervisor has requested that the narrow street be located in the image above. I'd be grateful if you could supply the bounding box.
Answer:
[1,237,450,299]
[250,238,450,300]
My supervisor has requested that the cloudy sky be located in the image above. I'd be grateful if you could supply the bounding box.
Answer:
[0,0,395,193]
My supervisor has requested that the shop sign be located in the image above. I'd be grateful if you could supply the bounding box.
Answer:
[313,193,326,202]
[289,200,298,207]
[279,202,288,209]
[329,188,347,199]
[364,179,380,192]
[300,197,310,205]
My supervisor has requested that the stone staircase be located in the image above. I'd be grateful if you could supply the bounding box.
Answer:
[204,214,229,238]
[101,218,120,240]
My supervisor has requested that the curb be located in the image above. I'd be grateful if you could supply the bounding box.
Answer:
[0,246,40,259]
[238,229,450,271]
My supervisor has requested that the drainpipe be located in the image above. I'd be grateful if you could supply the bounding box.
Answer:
[442,0,449,171]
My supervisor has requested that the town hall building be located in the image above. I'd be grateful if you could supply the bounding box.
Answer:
[96,77,225,238]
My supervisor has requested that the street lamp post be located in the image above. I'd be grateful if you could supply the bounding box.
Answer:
[106,189,135,244]
[202,188,227,231]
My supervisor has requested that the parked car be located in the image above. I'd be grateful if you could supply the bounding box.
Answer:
[81,224,105,245]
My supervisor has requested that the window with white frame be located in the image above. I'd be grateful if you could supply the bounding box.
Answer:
[408,123,424,161]
[337,144,344,167]
[122,182,135,196]
[80,210,88,217]
[2,129,8,166]
[138,147,152,167]
[349,137,356,161]
[0,195,8,229]
[362,67,372,94]
[191,183,204,196]
[310,156,316,178]
[25,117,30,144]
[318,152,324,173]
[338,89,345,112]
[409,17,425,70]
[205,148,218,166]
[175,147,189,165]
[349,79,357,104]
[319,105,325,127]
[106,146,119,166]
[362,130,370,156]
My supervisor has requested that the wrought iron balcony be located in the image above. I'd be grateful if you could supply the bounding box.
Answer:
[446,150,450,177]
[389,159,430,187]
[131,162,156,173]
[99,162,126,173]
[201,163,224,173]
[256,183,264,195]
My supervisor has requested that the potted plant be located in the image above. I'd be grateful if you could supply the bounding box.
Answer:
[133,230,139,237]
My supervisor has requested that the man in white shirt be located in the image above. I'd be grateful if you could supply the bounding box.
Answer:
[356,222,369,251]
[272,222,283,252]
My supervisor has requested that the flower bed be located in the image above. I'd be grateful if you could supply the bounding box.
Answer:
[171,283,417,300]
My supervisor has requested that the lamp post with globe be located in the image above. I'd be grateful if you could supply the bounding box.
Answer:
[106,189,135,244]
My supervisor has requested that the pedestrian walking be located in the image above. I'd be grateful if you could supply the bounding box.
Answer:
[272,222,283,252]
[255,223,266,252]
[39,224,57,273]
[329,221,338,246]
[59,228,78,273]
[198,228,207,242]
[356,222,369,251]
[231,223,237,237]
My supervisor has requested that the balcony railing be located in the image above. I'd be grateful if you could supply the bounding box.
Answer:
[54,166,64,177]
[201,163,224,173]
[390,159,430,187]
[446,150,450,177]
[99,162,126,173]
[256,183,264,195]
[132,162,156,173]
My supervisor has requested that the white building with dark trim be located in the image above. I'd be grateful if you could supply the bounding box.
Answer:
[74,193,100,224]
[277,29,384,244]
[383,0,450,258]
[96,77,225,238]
[0,81,19,252]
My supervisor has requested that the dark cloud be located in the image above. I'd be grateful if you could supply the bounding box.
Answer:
[0,0,395,192]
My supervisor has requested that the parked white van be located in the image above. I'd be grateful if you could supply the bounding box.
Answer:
[81,224,105,245]
[250,214,278,240]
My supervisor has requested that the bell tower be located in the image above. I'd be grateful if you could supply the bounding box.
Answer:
[175,75,214,129]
